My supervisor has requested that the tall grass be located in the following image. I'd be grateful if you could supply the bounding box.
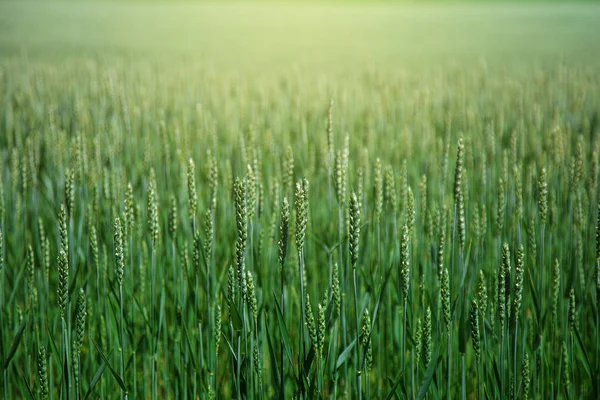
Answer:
[0,56,598,400]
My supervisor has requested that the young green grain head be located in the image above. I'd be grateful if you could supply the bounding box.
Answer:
[246,271,258,325]
[477,270,488,320]
[38,345,49,400]
[362,308,373,371]
[498,243,509,335]
[423,306,432,366]
[124,182,135,234]
[59,203,69,254]
[384,165,397,214]
[317,302,326,361]
[88,226,98,276]
[441,268,451,332]
[75,288,87,352]
[374,158,383,223]
[114,217,124,287]
[147,178,159,244]
[437,207,447,281]
[168,194,178,238]
[215,303,222,355]
[414,317,422,368]
[227,265,235,314]
[332,262,341,317]
[187,158,198,221]
[522,352,530,400]
[246,165,257,220]
[209,154,219,211]
[277,196,290,272]
[400,224,410,302]
[470,300,481,364]
[496,177,505,236]
[295,179,308,252]
[568,288,576,332]
[283,146,294,196]
[512,244,524,325]
[306,293,317,345]
[406,186,415,236]
[204,209,214,267]
[57,248,69,318]
[552,259,560,326]
[334,150,347,207]
[538,167,548,225]
[234,177,248,288]
[65,167,75,217]
[327,99,334,159]
[453,137,464,206]
[349,191,360,269]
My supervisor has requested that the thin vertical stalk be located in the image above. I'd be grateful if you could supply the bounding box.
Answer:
[353,268,361,400]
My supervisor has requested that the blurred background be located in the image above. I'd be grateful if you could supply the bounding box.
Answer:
[1,1,599,76]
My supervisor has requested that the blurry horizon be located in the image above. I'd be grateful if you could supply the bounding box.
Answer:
[1,1,599,77]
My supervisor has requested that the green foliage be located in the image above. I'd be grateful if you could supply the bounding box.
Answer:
[1,4,600,399]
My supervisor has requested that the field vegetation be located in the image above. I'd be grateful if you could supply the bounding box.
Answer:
[0,2,599,399]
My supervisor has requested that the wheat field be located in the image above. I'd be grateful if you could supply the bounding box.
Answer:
[0,2,599,399]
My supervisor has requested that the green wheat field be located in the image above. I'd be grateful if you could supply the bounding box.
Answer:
[1,1,599,399]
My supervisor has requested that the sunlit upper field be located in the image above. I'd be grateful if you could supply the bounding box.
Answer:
[1,1,600,75]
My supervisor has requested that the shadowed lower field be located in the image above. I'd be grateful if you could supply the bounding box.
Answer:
[1,2,600,73]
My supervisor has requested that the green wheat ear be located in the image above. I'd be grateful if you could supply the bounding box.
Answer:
[278,197,290,271]
[114,217,124,287]
[227,265,235,314]
[498,243,510,335]
[349,191,360,268]
[187,158,198,221]
[477,270,488,320]
[373,158,382,222]
[422,306,432,366]
[76,288,88,342]
[168,194,178,238]
[317,302,326,360]
[512,244,524,325]
[332,262,341,317]
[294,179,308,251]
[400,224,410,302]
[57,248,69,318]
[246,271,258,325]
[306,293,317,345]
[215,304,222,355]
[568,288,576,332]
[59,203,69,254]
[414,317,422,368]
[38,345,49,400]
[147,177,159,244]
[437,208,446,281]
[522,352,531,400]
[441,268,451,332]
[538,167,548,224]
[406,186,415,236]
[362,308,372,371]
[234,177,248,293]
[384,164,397,214]
[552,259,560,326]
[453,137,464,205]
[470,300,481,364]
